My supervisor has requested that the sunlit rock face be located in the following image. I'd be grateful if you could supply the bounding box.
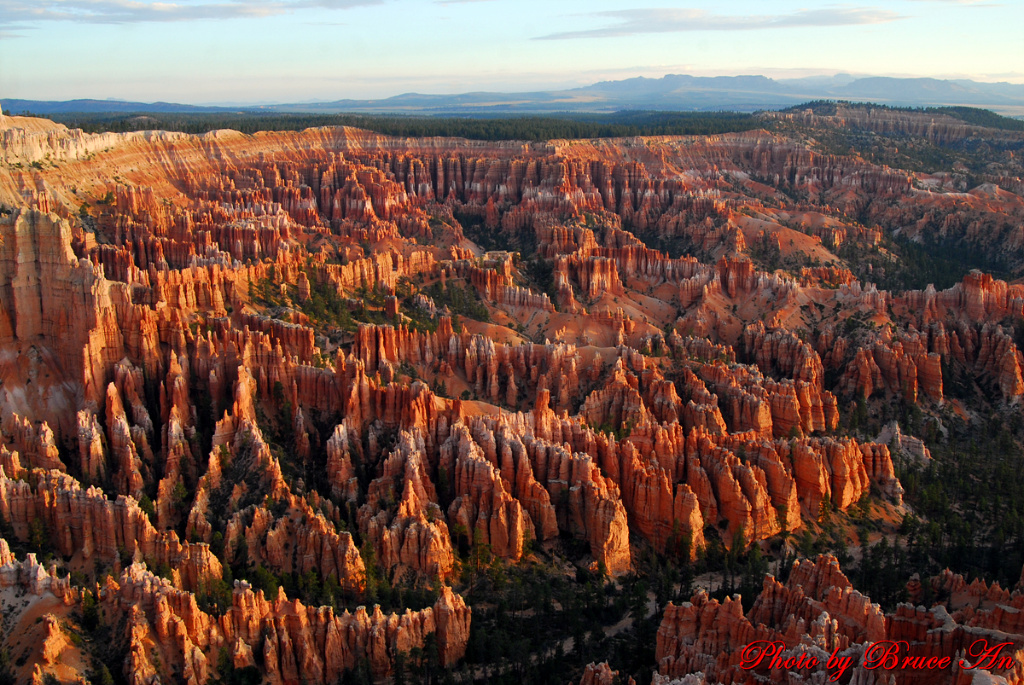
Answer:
[1,108,1022,684]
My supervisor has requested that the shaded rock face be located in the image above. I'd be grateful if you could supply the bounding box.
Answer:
[0,113,1021,685]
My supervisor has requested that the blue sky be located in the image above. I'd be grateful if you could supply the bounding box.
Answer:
[1,0,1021,104]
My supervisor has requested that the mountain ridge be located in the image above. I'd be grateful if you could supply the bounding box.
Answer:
[6,73,1024,115]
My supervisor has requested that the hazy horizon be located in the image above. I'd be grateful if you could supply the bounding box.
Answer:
[7,71,1024,109]
[2,0,1022,104]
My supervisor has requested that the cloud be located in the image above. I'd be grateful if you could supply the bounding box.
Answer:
[0,0,380,26]
[535,7,902,40]
[0,19,28,35]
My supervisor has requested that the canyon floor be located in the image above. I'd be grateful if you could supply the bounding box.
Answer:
[0,102,1023,684]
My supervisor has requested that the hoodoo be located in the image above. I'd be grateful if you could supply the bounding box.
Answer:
[1,101,1023,684]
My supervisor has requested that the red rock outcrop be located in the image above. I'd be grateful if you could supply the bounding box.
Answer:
[445,423,534,561]
[106,562,470,684]
[0,543,77,601]
[580,661,636,685]
[358,430,456,579]
[0,209,133,430]
[228,502,367,593]
[0,409,65,472]
[0,469,221,591]
[18,110,1024,684]
[657,554,1024,685]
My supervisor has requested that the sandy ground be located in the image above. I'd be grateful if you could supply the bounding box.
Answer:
[0,585,89,684]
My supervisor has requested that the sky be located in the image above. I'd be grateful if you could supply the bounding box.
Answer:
[1,0,1022,104]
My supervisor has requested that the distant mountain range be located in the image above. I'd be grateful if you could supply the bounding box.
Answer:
[2,99,232,114]
[7,74,1024,116]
